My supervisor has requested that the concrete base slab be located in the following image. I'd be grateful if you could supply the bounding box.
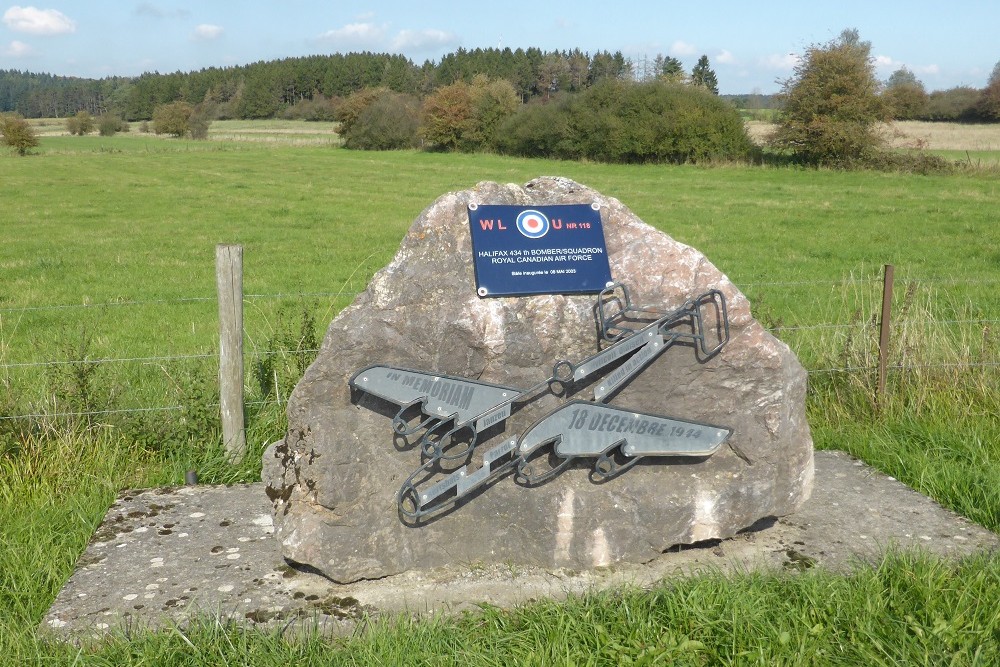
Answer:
[41,450,999,641]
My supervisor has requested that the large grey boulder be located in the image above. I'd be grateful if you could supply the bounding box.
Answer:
[263,177,814,584]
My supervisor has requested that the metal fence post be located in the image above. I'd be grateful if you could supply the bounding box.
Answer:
[216,244,247,460]
[877,264,895,408]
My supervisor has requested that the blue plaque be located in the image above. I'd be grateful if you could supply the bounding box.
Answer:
[467,203,613,297]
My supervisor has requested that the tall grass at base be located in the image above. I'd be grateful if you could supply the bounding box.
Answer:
[0,426,274,661]
[791,274,1000,531]
[0,431,143,660]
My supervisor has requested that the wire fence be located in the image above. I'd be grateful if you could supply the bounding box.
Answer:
[0,273,996,425]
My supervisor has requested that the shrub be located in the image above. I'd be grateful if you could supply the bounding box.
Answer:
[0,112,39,155]
[493,98,571,158]
[335,87,388,137]
[188,105,212,140]
[66,110,95,136]
[341,91,419,150]
[98,114,128,136]
[497,80,753,164]
[864,150,956,175]
[281,94,339,121]
[153,101,194,137]
[883,84,927,120]
[921,87,981,122]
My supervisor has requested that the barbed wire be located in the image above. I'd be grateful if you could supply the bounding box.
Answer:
[245,291,361,301]
[3,316,997,370]
[772,318,999,333]
[3,274,998,315]
[0,297,216,313]
[1,278,996,423]
[0,397,294,422]
[0,404,188,421]
[808,361,1000,374]
[734,276,1000,288]
[2,362,996,423]
[0,291,363,314]
[4,317,997,371]
[0,348,324,371]
[0,353,216,370]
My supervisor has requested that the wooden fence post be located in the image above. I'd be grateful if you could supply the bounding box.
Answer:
[877,263,895,408]
[216,244,247,460]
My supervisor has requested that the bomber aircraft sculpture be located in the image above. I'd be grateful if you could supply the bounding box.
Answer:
[349,283,737,521]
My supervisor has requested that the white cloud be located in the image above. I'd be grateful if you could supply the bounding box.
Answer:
[391,28,458,52]
[669,40,697,57]
[715,49,736,65]
[318,22,387,45]
[4,39,33,56]
[193,24,224,40]
[875,56,942,78]
[761,53,800,71]
[134,3,189,19]
[3,5,76,35]
[875,54,899,69]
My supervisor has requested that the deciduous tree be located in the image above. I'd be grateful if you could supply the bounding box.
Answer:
[497,79,753,164]
[536,54,570,98]
[769,29,890,165]
[468,75,520,150]
[419,81,475,150]
[882,68,927,120]
[976,60,1000,121]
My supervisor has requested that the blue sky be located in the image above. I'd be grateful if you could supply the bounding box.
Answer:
[2,1,997,94]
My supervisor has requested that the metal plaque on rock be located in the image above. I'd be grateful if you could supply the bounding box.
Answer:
[467,203,613,297]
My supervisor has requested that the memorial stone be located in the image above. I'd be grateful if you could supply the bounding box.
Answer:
[262,177,814,584]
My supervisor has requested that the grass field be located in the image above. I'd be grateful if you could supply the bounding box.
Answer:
[2,124,999,663]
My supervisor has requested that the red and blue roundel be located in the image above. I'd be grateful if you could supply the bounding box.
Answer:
[516,209,550,239]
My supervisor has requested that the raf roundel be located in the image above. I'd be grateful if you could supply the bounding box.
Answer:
[515,209,550,239]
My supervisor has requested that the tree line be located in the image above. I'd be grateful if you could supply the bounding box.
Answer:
[5,32,1000,170]
[0,48,663,120]
[3,44,998,124]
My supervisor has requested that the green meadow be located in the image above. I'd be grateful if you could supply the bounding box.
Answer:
[1,126,999,663]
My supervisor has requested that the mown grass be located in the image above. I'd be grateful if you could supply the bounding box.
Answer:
[4,136,997,341]
[2,130,999,663]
